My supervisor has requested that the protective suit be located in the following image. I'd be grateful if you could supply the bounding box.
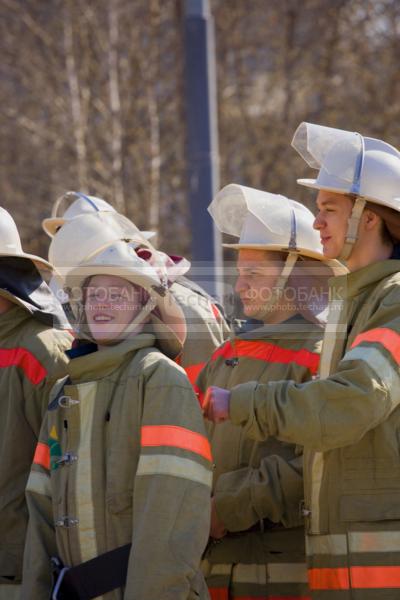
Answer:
[21,238,213,600]
[0,208,72,599]
[217,125,400,599]
[198,186,341,599]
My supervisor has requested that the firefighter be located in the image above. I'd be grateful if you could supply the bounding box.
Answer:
[0,208,72,599]
[197,184,342,599]
[21,232,213,599]
[43,191,230,386]
[204,123,400,599]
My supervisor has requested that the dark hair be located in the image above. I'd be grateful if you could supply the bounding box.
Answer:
[380,220,394,246]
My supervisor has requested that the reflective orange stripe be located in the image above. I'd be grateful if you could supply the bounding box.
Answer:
[33,442,51,470]
[141,425,212,461]
[212,340,319,375]
[308,567,350,590]
[236,597,311,600]
[351,565,400,588]
[351,327,400,364]
[184,362,206,386]
[209,589,228,600]
[0,347,47,385]
[309,565,400,590]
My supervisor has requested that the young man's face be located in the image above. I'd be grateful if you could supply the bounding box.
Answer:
[84,274,147,343]
[313,190,354,259]
[235,249,284,321]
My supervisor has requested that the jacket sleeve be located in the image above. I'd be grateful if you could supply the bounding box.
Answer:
[125,363,212,600]
[230,306,400,452]
[214,452,303,531]
[21,416,56,600]
[24,330,71,436]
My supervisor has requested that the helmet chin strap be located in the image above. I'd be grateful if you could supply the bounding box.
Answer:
[339,197,366,262]
[260,207,299,320]
[257,252,298,322]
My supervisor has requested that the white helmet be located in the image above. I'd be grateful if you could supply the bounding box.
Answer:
[292,122,400,212]
[49,211,148,277]
[65,240,186,358]
[208,184,344,324]
[208,184,329,261]
[42,191,156,241]
[0,207,52,271]
[292,122,400,258]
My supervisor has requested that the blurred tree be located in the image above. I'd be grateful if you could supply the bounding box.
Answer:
[0,0,399,259]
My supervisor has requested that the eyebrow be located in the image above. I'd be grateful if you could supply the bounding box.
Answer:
[317,198,337,208]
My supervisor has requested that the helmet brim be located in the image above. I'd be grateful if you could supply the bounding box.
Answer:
[223,242,334,262]
[297,178,400,213]
[0,251,53,272]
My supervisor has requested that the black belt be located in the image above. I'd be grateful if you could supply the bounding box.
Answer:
[51,544,131,600]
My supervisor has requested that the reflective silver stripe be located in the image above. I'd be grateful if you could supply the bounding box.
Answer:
[306,533,347,556]
[342,346,400,405]
[136,454,212,487]
[309,298,344,532]
[268,562,308,583]
[350,531,400,553]
[307,531,400,555]
[209,564,231,577]
[75,382,99,565]
[319,298,345,379]
[26,470,51,497]
[309,451,324,533]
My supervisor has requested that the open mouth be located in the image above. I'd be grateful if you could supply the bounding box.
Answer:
[93,314,113,322]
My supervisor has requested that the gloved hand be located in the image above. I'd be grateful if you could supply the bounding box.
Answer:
[203,386,231,423]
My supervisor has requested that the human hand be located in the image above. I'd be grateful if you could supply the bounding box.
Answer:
[203,386,231,423]
[210,497,227,539]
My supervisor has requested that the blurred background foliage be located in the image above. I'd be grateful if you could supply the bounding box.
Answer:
[1,0,399,258]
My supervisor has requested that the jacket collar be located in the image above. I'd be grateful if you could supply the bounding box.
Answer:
[330,260,400,300]
[0,305,32,340]
[66,333,157,382]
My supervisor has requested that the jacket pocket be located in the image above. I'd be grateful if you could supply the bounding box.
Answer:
[340,492,400,522]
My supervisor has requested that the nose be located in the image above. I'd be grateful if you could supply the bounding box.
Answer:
[235,275,247,294]
[313,212,324,231]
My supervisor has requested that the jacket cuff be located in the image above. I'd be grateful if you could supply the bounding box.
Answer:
[230,381,257,426]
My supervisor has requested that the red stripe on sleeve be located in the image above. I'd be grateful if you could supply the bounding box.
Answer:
[211,340,319,375]
[141,425,212,461]
[351,327,400,364]
[0,347,47,385]
[33,442,51,470]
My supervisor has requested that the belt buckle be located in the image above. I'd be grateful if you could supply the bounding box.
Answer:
[52,566,70,600]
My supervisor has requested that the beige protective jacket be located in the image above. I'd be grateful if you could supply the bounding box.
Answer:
[22,334,213,600]
[0,305,71,584]
[197,315,322,599]
[228,261,400,599]
[171,280,230,386]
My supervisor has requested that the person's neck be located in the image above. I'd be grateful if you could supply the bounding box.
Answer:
[346,239,393,272]
[262,307,298,325]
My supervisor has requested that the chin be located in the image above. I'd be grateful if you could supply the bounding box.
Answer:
[88,325,121,342]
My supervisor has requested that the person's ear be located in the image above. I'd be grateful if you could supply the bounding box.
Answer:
[363,209,381,231]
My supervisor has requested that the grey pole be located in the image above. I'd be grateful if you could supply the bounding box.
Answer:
[183,0,223,299]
